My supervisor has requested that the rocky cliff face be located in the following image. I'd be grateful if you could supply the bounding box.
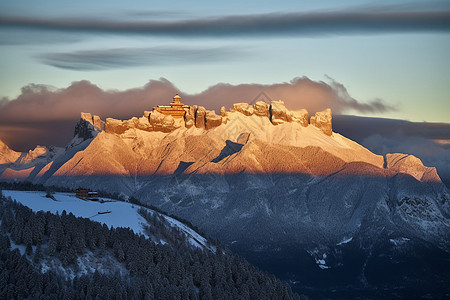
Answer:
[74,112,104,140]
[79,100,331,136]
[310,108,332,136]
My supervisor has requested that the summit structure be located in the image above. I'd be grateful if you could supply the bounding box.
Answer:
[153,93,189,118]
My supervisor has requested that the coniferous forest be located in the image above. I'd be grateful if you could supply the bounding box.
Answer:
[0,192,304,299]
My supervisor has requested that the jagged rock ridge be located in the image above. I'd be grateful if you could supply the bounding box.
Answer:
[79,96,331,137]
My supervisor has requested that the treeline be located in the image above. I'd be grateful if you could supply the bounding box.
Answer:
[0,181,72,193]
[0,181,118,199]
[0,194,304,299]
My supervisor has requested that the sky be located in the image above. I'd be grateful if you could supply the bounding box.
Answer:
[0,0,449,151]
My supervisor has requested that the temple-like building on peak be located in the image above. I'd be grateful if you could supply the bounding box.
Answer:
[154,93,189,118]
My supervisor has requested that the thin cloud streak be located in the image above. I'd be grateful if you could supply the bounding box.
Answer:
[1,9,449,38]
[37,46,247,71]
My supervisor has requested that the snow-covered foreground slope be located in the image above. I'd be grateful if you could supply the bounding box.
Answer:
[3,190,147,235]
[2,190,210,250]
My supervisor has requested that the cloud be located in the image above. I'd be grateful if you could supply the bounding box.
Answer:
[326,76,396,113]
[182,77,396,114]
[36,46,246,71]
[333,115,450,141]
[0,77,393,150]
[1,7,449,38]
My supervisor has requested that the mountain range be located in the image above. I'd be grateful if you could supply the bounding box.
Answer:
[1,99,449,297]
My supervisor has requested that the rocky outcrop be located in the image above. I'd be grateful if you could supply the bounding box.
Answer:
[22,146,47,164]
[254,101,269,117]
[311,109,332,136]
[149,110,177,132]
[290,109,309,127]
[74,112,103,140]
[79,100,333,136]
[205,111,222,130]
[233,103,254,116]
[220,106,227,117]
[269,101,288,125]
[105,118,127,135]
[93,115,105,131]
[184,107,195,128]
[136,116,152,131]
[79,112,104,131]
[195,106,206,128]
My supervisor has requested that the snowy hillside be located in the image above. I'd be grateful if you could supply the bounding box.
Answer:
[2,190,210,250]
[0,191,298,299]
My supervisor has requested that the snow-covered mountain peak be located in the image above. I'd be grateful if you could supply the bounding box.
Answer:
[0,98,446,190]
[386,153,441,182]
[0,139,21,164]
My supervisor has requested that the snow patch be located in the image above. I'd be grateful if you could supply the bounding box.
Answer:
[337,236,353,246]
[389,237,410,246]
[308,248,330,270]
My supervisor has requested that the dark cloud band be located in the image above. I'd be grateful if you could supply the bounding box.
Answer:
[1,10,449,37]
[37,47,246,71]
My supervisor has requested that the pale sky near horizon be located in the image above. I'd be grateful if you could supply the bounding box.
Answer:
[0,0,449,122]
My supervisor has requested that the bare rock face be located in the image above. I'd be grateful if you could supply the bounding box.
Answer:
[80,112,93,123]
[184,106,196,128]
[269,100,288,125]
[93,115,105,131]
[184,112,194,128]
[105,118,127,135]
[220,106,227,117]
[195,106,206,128]
[74,120,94,140]
[125,117,140,130]
[205,111,222,130]
[312,109,332,135]
[189,106,197,117]
[254,101,269,117]
[149,110,176,132]
[75,113,96,140]
[136,116,152,131]
[290,109,309,127]
[233,103,254,116]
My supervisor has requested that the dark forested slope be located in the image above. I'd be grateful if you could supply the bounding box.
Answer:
[0,193,301,299]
